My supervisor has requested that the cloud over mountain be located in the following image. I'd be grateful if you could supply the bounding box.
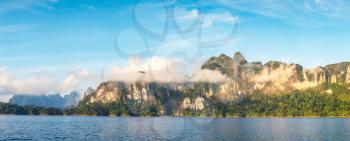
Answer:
[0,66,99,95]
[0,55,227,97]
[105,56,228,83]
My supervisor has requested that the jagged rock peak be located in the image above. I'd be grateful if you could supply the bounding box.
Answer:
[233,52,248,65]
[84,87,96,96]
[325,62,350,83]
[264,61,287,70]
[203,54,232,66]
[218,54,232,60]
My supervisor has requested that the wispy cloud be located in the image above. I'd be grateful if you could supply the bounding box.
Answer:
[0,24,31,33]
[105,56,227,83]
[0,0,57,14]
[213,0,350,26]
[201,12,238,28]
[174,8,239,29]
[80,5,96,11]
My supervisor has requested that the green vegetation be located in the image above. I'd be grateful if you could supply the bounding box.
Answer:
[0,102,63,115]
[64,96,160,116]
[194,83,350,117]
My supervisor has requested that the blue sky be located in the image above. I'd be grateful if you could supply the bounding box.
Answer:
[1,0,350,96]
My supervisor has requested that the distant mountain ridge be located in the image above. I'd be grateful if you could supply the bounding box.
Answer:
[9,91,80,108]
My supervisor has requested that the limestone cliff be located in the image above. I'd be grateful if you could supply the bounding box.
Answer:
[90,81,155,103]
[85,81,213,115]
[82,52,350,115]
[325,62,350,83]
[202,52,350,94]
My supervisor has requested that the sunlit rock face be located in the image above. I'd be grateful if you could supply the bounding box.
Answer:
[250,62,303,93]
[181,97,205,111]
[182,97,191,109]
[303,67,328,83]
[325,62,350,83]
[90,81,156,103]
[86,81,215,115]
[202,52,350,95]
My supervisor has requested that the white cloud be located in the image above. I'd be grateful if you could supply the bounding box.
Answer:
[201,12,238,28]
[0,67,99,95]
[61,69,99,93]
[175,8,239,29]
[177,9,199,21]
[61,74,79,92]
[106,57,186,82]
[0,0,57,14]
[0,67,59,95]
[8,76,58,94]
[192,69,228,83]
[105,56,228,83]
[213,0,350,26]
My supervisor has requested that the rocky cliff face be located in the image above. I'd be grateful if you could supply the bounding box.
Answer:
[90,81,155,103]
[325,62,350,83]
[81,52,350,115]
[86,81,211,115]
[202,52,350,94]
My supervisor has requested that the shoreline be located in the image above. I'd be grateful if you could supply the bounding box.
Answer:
[2,114,350,118]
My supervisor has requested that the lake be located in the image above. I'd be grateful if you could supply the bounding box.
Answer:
[0,116,350,141]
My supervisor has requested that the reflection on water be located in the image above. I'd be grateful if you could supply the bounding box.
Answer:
[0,116,350,141]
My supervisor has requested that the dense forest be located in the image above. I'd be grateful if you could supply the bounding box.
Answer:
[2,83,350,117]
[0,102,63,115]
[180,83,350,117]
[192,83,350,117]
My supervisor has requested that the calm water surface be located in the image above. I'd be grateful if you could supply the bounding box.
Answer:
[0,116,350,141]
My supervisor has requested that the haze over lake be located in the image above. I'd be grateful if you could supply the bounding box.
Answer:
[1,116,350,141]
